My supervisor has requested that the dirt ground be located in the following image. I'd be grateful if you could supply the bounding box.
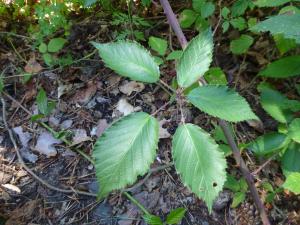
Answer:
[1,2,300,225]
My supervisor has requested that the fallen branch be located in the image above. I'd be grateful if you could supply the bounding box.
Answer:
[158,1,270,224]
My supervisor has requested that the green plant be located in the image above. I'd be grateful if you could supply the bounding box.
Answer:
[143,207,186,225]
[245,83,300,195]
[224,175,248,207]
[90,28,259,212]
[179,0,215,30]
[38,37,72,66]
[34,88,56,119]
[112,12,151,41]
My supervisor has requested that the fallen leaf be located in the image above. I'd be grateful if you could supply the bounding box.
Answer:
[60,119,73,129]
[13,126,32,147]
[159,119,171,139]
[58,83,73,98]
[24,57,43,74]
[34,131,62,157]
[5,200,40,225]
[119,81,145,96]
[1,184,21,193]
[114,98,135,116]
[91,119,109,137]
[71,81,97,104]
[71,129,91,146]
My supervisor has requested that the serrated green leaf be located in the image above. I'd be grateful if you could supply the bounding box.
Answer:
[179,9,197,28]
[219,144,232,157]
[92,41,160,83]
[204,67,227,85]
[187,85,258,122]
[247,132,289,156]
[221,7,230,19]
[283,172,300,194]
[224,174,240,192]
[281,142,300,175]
[177,29,213,88]
[192,0,205,13]
[222,21,230,33]
[259,56,300,78]
[274,34,297,55]
[239,178,248,192]
[231,192,246,208]
[143,214,163,225]
[254,0,295,7]
[231,0,251,17]
[201,2,215,18]
[288,118,300,143]
[148,36,168,56]
[47,38,67,53]
[93,112,159,198]
[38,42,47,53]
[195,16,210,31]
[259,86,295,123]
[230,17,247,31]
[166,207,186,225]
[166,50,183,60]
[251,14,300,43]
[172,124,227,212]
[230,35,254,55]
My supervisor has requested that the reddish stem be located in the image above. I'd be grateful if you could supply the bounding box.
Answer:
[158,1,271,225]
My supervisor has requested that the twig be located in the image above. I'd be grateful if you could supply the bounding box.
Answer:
[213,0,223,36]
[8,38,27,63]
[252,154,276,176]
[1,96,97,197]
[159,0,188,49]
[159,79,176,93]
[151,100,172,116]
[0,31,33,39]
[158,1,271,225]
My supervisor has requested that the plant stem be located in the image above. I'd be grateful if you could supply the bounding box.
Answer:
[158,1,271,225]
[123,191,150,215]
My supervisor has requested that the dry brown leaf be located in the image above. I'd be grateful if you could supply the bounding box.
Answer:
[71,81,97,104]
[24,57,43,74]
[119,81,145,96]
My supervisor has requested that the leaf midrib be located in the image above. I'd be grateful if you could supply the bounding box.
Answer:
[101,115,152,188]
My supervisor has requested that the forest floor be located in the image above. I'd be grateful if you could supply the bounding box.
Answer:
[1,1,300,225]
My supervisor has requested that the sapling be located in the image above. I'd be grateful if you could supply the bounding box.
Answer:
[91,27,259,213]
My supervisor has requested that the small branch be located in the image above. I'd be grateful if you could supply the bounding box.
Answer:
[158,1,270,225]
[151,100,172,116]
[159,0,188,49]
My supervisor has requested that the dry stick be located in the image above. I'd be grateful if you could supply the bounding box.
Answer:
[1,96,97,197]
[158,1,271,225]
